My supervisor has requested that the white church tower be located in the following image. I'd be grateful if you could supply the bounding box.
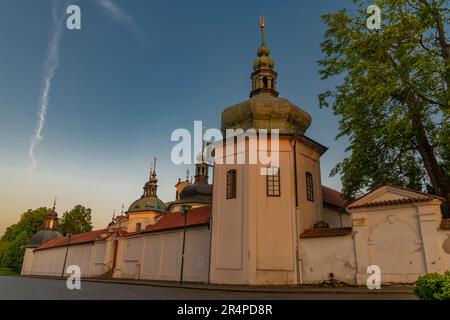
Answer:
[209,17,328,285]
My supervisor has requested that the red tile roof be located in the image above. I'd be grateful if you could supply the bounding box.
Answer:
[344,182,444,209]
[142,206,212,234]
[300,227,352,239]
[346,196,438,209]
[35,229,108,251]
[322,186,344,208]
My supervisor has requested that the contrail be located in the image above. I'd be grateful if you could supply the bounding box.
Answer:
[28,0,65,174]
[95,0,145,42]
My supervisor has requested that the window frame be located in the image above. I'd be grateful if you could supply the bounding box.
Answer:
[226,169,237,199]
[306,172,314,202]
[266,167,280,197]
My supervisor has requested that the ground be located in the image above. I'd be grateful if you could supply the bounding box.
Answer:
[0,276,416,300]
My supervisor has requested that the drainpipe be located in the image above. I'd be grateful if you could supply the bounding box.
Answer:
[207,163,215,284]
[61,234,72,278]
[293,138,299,207]
[292,138,302,285]
[291,136,301,285]
[179,205,191,285]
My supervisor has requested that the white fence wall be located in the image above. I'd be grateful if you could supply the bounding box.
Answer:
[121,226,211,283]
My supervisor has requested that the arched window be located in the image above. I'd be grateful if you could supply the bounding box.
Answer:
[136,223,142,232]
[263,77,268,88]
[266,167,280,197]
[226,169,237,199]
[306,172,314,202]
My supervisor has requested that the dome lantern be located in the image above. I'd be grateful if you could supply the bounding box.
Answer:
[250,16,279,98]
[221,17,312,136]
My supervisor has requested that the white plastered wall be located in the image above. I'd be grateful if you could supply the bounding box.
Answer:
[299,235,356,284]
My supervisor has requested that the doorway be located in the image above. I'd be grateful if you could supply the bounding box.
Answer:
[112,240,119,271]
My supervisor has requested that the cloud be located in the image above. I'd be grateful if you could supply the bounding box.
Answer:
[95,0,145,42]
[28,0,66,174]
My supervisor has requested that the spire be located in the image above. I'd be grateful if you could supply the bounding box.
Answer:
[194,138,209,184]
[121,203,124,215]
[260,16,265,46]
[250,16,278,98]
[143,157,158,198]
[46,197,58,230]
[151,157,157,179]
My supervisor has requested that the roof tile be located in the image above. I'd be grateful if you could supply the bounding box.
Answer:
[300,227,352,239]
[322,186,344,208]
[346,196,437,209]
[35,229,108,251]
[142,206,212,234]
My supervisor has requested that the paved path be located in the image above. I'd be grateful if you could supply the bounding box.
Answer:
[0,276,416,300]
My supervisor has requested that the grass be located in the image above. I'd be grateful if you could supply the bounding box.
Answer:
[0,268,18,276]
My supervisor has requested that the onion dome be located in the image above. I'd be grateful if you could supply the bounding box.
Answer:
[179,161,213,204]
[253,17,275,71]
[127,158,167,214]
[128,197,167,213]
[27,199,63,248]
[221,17,311,136]
[27,230,63,248]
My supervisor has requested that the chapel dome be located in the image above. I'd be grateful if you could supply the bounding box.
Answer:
[221,95,311,136]
[222,17,311,136]
[128,158,167,214]
[128,196,167,214]
[27,229,63,248]
[179,182,213,204]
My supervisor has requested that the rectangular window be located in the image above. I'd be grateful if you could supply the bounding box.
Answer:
[226,169,237,199]
[266,167,280,197]
[306,172,314,202]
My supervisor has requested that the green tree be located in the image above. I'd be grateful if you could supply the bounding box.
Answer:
[59,205,93,235]
[318,0,450,206]
[0,208,49,263]
[1,231,30,272]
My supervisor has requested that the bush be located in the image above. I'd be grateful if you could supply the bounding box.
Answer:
[0,268,17,276]
[414,272,450,300]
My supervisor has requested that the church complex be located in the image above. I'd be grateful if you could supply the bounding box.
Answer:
[21,20,450,286]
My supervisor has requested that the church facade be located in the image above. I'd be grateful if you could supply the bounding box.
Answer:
[21,20,450,286]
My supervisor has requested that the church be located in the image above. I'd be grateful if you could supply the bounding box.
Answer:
[21,19,450,286]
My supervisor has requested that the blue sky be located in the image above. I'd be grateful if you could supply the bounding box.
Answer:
[0,0,353,233]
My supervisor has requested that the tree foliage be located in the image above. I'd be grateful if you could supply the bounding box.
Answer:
[0,231,29,272]
[319,0,450,204]
[59,205,93,235]
[0,208,49,263]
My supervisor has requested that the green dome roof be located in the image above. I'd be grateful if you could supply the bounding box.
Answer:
[221,95,311,136]
[128,158,167,214]
[127,196,167,214]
